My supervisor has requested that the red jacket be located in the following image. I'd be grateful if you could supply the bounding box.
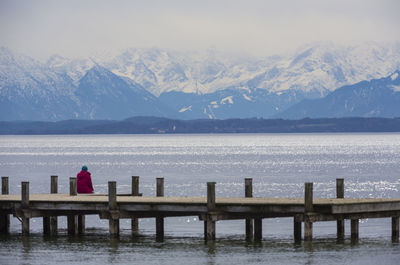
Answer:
[77,170,94,194]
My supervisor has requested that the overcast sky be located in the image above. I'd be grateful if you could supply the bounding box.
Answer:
[0,0,399,60]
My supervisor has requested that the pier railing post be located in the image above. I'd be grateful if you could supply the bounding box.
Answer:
[244,178,254,241]
[21,182,30,235]
[44,175,59,236]
[156,177,165,241]
[336,178,345,240]
[1,177,8,195]
[304,182,313,241]
[205,182,216,241]
[392,216,399,243]
[131,176,140,235]
[0,177,10,234]
[67,177,78,235]
[108,181,119,237]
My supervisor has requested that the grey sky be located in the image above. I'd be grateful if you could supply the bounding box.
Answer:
[1,0,399,60]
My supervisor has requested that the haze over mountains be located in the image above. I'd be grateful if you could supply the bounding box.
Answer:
[1,42,400,121]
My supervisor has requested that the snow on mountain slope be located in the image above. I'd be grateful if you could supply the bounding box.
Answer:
[243,42,400,97]
[41,42,400,98]
[0,47,78,120]
[277,70,400,119]
[2,42,400,121]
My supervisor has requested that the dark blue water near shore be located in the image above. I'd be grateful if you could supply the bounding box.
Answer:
[1,134,400,264]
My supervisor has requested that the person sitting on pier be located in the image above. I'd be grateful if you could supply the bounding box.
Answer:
[77,165,94,194]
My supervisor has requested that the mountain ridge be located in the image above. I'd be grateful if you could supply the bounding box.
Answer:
[1,43,400,121]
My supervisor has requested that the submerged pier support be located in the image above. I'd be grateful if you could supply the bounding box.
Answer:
[244,178,254,241]
[44,175,58,236]
[204,182,216,241]
[156,178,164,241]
[108,181,119,237]
[304,182,313,241]
[131,176,140,235]
[21,182,30,235]
[0,177,10,234]
[336,178,345,240]
[294,217,302,243]
[67,177,78,235]
[351,219,359,241]
[392,217,399,242]
[254,218,262,241]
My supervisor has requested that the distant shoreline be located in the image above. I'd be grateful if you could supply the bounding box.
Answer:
[1,116,400,135]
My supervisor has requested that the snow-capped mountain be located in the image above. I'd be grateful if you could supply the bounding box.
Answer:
[75,65,170,120]
[1,42,400,121]
[0,47,78,121]
[277,70,400,119]
[0,48,171,121]
[100,42,400,98]
[103,48,270,96]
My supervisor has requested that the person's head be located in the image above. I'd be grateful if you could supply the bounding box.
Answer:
[82,165,88,171]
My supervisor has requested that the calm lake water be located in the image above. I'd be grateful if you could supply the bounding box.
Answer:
[0,133,400,264]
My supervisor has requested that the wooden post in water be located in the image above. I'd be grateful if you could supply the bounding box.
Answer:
[304,182,313,241]
[131,176,140,235]
[44,176,58,235]
[392,217,399,243]
[336,178,345,240]
[254,219,262,242]
[244,178,254,241]
[156,178,164,241]
[294,216,302,243]
[108,181,119,237]
[351,219,359,241]
[77,215,85,235]
[50,175,58,235]
[205,182,216,241]
[21,182,30,235]
[0,177,10,234]
[67,177,78,235]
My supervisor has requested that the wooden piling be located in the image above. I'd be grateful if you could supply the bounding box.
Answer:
[21,182,30,235]
[351,219,359,241]
[108,181,119,237]
[156,178,164,241]
[44,175,59,235]
[205,182,216,240]
[294,218,302,243]
[254,218,262,241]
[244,178,254,241]
[304,182,313,241]
[392,216,399,242]
[304,216,312,242]
[78,215,85,235]
[336,178,345,240]
[67,177,77,235]
[0,177,10,234]
[131,176,140,235]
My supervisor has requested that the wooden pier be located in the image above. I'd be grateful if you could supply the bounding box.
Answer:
[0,176,399,242]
